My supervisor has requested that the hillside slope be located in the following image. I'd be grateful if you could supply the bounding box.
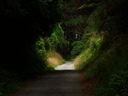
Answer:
[74,0,128,95]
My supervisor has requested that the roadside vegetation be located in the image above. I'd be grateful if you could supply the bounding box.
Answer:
[0,0,128,96]
[46,50,65,69]
[72,0,128,95]
[0,0,66,95]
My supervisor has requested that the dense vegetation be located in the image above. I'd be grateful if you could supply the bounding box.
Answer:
[0,0,66,95]
[73,0,128,95]
[61,0,88,59]
[0,0,128,96]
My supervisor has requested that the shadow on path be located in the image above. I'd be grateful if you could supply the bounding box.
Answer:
[13,62,87,96]
[15,70,87,96]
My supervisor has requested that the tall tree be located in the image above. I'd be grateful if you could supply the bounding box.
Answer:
[0,0,63,77]
[61,0,100,56]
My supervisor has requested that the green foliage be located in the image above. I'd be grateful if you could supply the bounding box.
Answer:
[62,0,89,54]
[43,67,55,72]
[0,68,23,96]
[50,32,60,50]
[96,70,128,96]
[0,0,64,95]
[49,24,67,50]
[44,38,51,50]
[74,35,102,69]
[54,24,67,49]
[94,48,128,96]
[0,0,63,75]
[83,38,102,68]
[109,71,128,95]
[71,41,87,58]
[78,3,98,10]
[64,16,86,26]
[74,0,128,95]
[35,37,47,58]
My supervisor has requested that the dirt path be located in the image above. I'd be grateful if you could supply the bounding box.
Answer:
[13,62,87,96]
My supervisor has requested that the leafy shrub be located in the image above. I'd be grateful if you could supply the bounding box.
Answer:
[96,70,128,96]
[49,24,67,50]
[35,37,47,58]
[50,32,60,50]
[0,0,64,95]
[0,0,63,77]
[94,48,128,96]
[74,36,102,69]
[44,38,51,50]
[73,0,128,96]
[71,41,87,58]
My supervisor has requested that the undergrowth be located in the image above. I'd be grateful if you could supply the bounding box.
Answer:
[74,0,128,95]
[0,35,65,96]
[74,35,102,69]
[0,69,23,96]
[46,50,65,68]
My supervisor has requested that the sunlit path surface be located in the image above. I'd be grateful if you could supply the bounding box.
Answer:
[55,61,75,70]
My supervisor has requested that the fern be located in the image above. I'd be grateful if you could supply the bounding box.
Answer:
[78,3,98,10]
